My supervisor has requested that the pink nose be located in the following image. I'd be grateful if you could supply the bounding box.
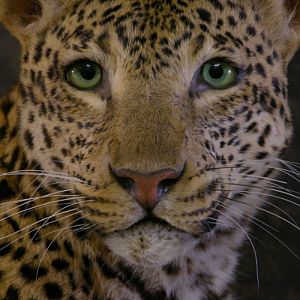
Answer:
[111,168,182,209]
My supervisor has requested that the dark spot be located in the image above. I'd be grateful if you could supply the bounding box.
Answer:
[239,144,251,153]
[51,156,65,169]
[6,216,20,232]
[24,130,34,150]
[52,259,70,272]
[63,240,75,257]
[208,0,224,11]
[197,8,211,23]
[43,282,63,299]
[29,228,41,243]
[229,123,240,135]
[0,180,15,200]
[228,16,237,27]
[13,247,26,260]
[46,240,60,251]
[256,152,268,160]
[33,39,46,63]
[163,262,181,275]
[0,243,12,256]
[42,125,53,148]
[5,286,19,300]
[246,25,256,36]
[255,63,266,77]
[20,263,48,282]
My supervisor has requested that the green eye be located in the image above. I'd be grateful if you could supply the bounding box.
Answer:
[201,59,239,89]
[66,60,102,90]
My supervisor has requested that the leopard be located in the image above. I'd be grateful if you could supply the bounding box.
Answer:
[0,0,299,299]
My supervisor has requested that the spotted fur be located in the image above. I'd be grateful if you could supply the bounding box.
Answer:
[0,0,299,299]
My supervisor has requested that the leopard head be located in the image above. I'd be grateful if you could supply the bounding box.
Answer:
[1,0,300,267]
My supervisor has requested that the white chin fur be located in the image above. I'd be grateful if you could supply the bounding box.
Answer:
[104,223,197,267]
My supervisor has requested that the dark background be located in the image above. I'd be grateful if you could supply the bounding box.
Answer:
[0,24,299,299]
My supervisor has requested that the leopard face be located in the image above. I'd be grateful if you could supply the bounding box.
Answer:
[1,0,299,269]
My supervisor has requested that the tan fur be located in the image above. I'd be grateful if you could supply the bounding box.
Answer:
[0,0,299,299]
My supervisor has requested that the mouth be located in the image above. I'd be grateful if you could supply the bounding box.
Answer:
[127,214,174,231]
[121,212,219,237]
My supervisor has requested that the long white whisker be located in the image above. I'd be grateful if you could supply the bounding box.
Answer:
[219,202,300,259]
[215,208,260,291]
[35,213,92,280]
[236,191,298,225]
[26,199,95,250]
[225,182,300,202]
[245,160,300,182]
[0,209,82,254]
[220,200,279,232]
[223,194,300,231]
[1,170,87,184]
[0,197,85,228]
[228,174,300,197]
[0,189,74,207]
[0,207,79,242]
[229,174,287,185]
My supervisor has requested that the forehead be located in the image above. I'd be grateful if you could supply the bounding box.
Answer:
[49,0,262,78]
[62,0,256,38]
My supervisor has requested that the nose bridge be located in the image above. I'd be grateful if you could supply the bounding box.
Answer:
[110,80,186,172]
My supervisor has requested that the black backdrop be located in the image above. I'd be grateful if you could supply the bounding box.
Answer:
[0,24,299,299]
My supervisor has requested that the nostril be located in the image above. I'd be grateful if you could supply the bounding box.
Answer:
[157,172,182,197]
[158,177,180,191]
[159,177,180,188]
[110,166,135,192]
[115,176,135,192]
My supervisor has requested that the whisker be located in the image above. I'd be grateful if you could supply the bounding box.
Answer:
[26,199,95,250]
[219,197,280,232]
[207,217,265,244]
[35,215,91,242]
[224,182,300,202]
[0,209,82,254]
[35,213,93,280]
[66,223,97,242]
[0,189,74,207]
[236,191,298,225]
[31,175,50,197]
[268,158,300,174]
[1,170,87,184]
[0,207,79,242]
[215,208,260,291]
[219,202,300,259]
[245,160,300,182]
[234,175,300,197]
[222,194,300,231]
[217,187,300,209]
[0,197,86,232]
[228,174,287,185]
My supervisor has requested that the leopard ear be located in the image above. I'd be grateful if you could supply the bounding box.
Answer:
[283,0,300,61]
[0,0,63,43]
[254,0,300,63]
[286,0,300,30]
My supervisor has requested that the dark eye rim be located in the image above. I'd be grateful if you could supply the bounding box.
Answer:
[190,57,244,93]
[64,59,103,90]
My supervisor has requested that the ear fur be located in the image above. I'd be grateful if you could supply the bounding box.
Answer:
[282,0,300,62]
[286,0,300,30]
[0,0,64,43]
[255,0,300,62]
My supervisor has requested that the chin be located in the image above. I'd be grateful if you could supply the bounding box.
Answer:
[104,220,198,267]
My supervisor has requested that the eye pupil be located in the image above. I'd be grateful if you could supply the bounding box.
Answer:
[208,64,224,79]
[80,64,96,80]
